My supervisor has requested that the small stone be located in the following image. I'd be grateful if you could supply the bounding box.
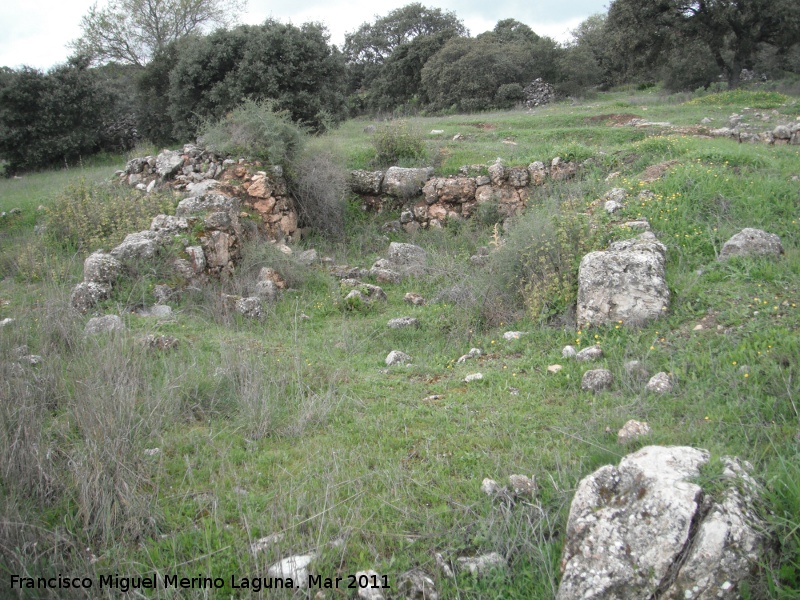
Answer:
[646,372,673,394]
[576,345,603,361]
[562,345,577,358]
[624,360,650,382]
[605,200,624,214]
[503,331,527,340]
[396,569,438,600]
[481,478,501,496]
[386,350,412,366]
[404,292,425,305]
[143,448,161,456]
[693,324,704,331]
[617,420,651,444]
[581,369,613,393]
[355,570,385,600]
[456,552,507,577]
[84,314,124,336]
[547,364,563,373]
[250,533,285,554]
[464,373,483,383]
[456,348,482,363]
[387,317,420,329]
[0,318,15,327]
[508,474,536,498]
[235,297,264,319]
[266,554,315,587]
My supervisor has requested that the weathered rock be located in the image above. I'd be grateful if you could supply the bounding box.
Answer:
[404,292,425,306]
[175,193,238,220]
[150,214,188,233]
[506,166,529,187]
[646,371,673,394]
[550,157,577,181]
[386,350,412,366]
[523,78,555,108]
[201,230,235,270]
[266,554,315,588]
[382,167,434,198]
[562,345,577,359]
[83,251,121,284]
[488,161,506,186]
[340,280,387,301]
[577,232,669,327]
[464,373,483,383]
[557,446,766,600]
[84,314,124,335]
[581,369,613,393]
[235,297,264,319]
[137,305,172,318]
[255,279,279,302]
[155,150,183,179]
[456,552,507,577]
[296,249,318,265]
[259,267,286,289]
[481,478,501,496]
[143,334,179,350]
[388,317,420,329]
[503,331,527,340]
[71,281,111,313]
[528,161,547,186]
[111,230,162,260]
[624,360,650,382]
[387,242,427,276]
[617,419,651,444]
[575,345,603,362]
[719,228,783,260]
[508,474,536,499]
[422,177,476,204]
[349,170,384,195]
[396,569,438,600]
[355,570,385,600]
[456,348,482,363]
[370,266,401,283]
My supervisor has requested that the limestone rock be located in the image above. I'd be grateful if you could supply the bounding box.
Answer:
[575,345,603,362]
[155,149,183,179]
[386,350,412,366]
[83,251,121,284]
[562,345,577,359]
[719,228,783,260]
[464,373,483,383]
[349,170,384,195]
[617,419,651,444]
[235,297,264,319]
[71,281,111,313]
[481,478,501,496]
[150,215,188,233]
[111,230,162,260]
[646,371,673,394]
[624,360,650,382]
[508,474,536,498]
[396,569,438,600]
[296,249,318,265]
[404,292,425,306]
[503,331,527,340]
[266,554,315,588]
[255,279,279,302]
[341,280,387,301]
[382,167,433,198]
[388,317,420,329]
[355,570,385,600]
[577,232,669,327]
[581,369,613,393]
[528,161,547,186]
[557,446,766,600]
[456,552,507,577]
[422,177,476,204]
[84,314,124,335]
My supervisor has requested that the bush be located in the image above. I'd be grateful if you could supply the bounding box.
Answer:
[495,83,525,108]
[46,179,175,252]
[686,90,789,108]
[371,121,427,166]
[290,149,348,240]
[198,99,305,166]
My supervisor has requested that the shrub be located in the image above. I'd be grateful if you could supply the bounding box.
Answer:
[46,178,175,252]
[496,83,525,108]
[290,149,348,240]
[371,121,427,166]
[686,90,789,108]
[198,99,305,166]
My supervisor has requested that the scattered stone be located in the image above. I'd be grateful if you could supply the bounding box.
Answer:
[382,167,434,198]
[456,552,508,577]
[562,345,577,359]
[387,242,427,276]
[355,570,385,600]
[111,230,162,260]
[386,350,412,366]
[557,446,767,600]
[605,200,624,214]
[84,314,124,335]
[396,569,438,600]
[341,280,387,302]
[388,317,420,329]
[143,334,179,350]
[503,331,527,340]
[71,281,111,313]
[578,232,670,327]
[404,292,425,306]
[605,171,621,182]
[153,284,174,304]
[349,170,384,195]
[266,554,315,587]
[83,251,122,284]
[575,345,603,362]
[481,478,501,496]
[296,249,318,265]
[0,318,15,327]
[581,369,613,393]
[547,364,563,374]
[623,360,650,382]
[617,419,651,444]
[522,78,555,108]
[255,279,279,302]
[259,267,286,289]
[155,149,183,179]
[434,553,455,579]
[464,373,484,383]
[719,228,784,260]
[18,354,43,366]
[621,220,651,231]
[250,533,285,554]
[235,297,264,319]
[137,305,173,318]
[508,474,536,499]
[646,371,673,394]
[456,348,482,363]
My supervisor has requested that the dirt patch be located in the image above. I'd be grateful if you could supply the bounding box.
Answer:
[472,122,497,130]
[585,113,641,126]
[641,160,679,183]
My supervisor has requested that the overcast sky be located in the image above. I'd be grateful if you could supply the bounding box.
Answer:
[0,0,608,70]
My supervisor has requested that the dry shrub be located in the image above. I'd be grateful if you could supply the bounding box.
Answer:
[371,120,427,167]
[290,149,348,240]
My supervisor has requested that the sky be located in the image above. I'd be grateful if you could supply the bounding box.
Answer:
[0,0,608,70]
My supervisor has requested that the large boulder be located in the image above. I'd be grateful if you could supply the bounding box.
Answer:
[387,242,427,276]
[422,177,476,204]
[719,228,783,261]
[83,251,121,284]
[110,230,163,260]
[381,167,434,198]
[577,232,669,327]
[71,281,111,313]
[349,170,385,195]
[557,446,767,600]
[155,149,183,180]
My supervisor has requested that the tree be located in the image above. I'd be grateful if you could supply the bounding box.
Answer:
[604,0,800,88]
[72,0,246,67]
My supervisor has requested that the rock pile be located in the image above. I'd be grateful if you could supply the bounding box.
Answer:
[522,78,555,108]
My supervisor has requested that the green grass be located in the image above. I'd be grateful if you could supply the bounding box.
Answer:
[1,90,799,598]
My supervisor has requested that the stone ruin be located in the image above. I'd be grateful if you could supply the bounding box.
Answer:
[523,78,556,108]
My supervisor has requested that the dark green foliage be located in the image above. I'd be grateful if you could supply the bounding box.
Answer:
[421,30,559,112]
[0,57,121,174]
[135,42,182,144]
[167,20,346,140]
[371,121,426,166]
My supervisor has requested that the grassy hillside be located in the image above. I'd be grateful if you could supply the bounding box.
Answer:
[1,89,799,598]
